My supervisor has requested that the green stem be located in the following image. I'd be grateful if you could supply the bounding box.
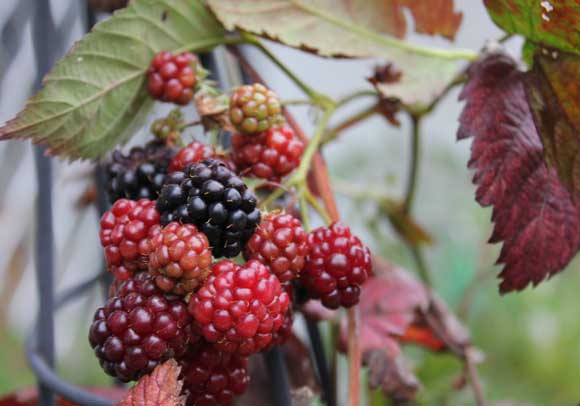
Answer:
[299,191,311,232]
[244,33,335,109]
[281,99,313,106]
[410,244,433,288]
[403,114,421,213]
[291,107,335,183]
[305,187,332,225]
[336,89,379,107]
[323,103,379,145]
[174,35,244,54]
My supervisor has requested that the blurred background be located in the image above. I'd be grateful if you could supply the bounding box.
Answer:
[0,0,578,405]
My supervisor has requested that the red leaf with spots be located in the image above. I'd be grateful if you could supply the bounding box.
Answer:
[457,49,580,293]
[117,360,185,406]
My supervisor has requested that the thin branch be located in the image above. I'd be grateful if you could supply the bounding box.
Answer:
[402,114,421,213]
[336,89,379,107]
[465,349,486,406]
[347,307,362,406]
[323,103,379,145]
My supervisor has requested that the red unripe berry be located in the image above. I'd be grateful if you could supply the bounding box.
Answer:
[244,213,309,282]
[181,343,249,406]
[149,222,213,295]
[100,199,161,280]
[147,51,198,105]
[189,260,290,356]
[169,141,216,173]
[231,126,304,181]
[301,222,371,309]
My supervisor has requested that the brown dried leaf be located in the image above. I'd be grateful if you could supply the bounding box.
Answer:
[380,199,434,246]
[364,349,421,404]
[117,360,184,406]
[194,91,234,133]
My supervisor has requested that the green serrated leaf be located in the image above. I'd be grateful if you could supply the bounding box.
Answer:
[484,0,580,55]
[0,0,226,160]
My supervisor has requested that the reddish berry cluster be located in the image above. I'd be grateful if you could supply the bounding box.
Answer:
[244,213,309,282]
[232,126,304,182]
[147,51,198,105]
[149,222,212,295]
[189,260,290,356]
[301,222,372,309]
[100,199,161,280]
[93,52,375,406]
[181,343,249,406]
[89,272,198,382]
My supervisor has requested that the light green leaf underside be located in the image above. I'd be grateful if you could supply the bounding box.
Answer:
[0,0,226,160]
[207,0,468,108]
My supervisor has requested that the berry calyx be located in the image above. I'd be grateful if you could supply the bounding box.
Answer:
[181,343,249,406]
[105,140,174,203]
[148,222,212,295]
[169,141,216,173]
[157,159,261,258]
[100,199,161,280]
[244,213,309,282]
[151,109,185,145]
[147,51,198,105]
[89,272,198,382]
[229,84,284,134]
[231,126,304,182]
[301,222,372,309]
[189,259,290,356]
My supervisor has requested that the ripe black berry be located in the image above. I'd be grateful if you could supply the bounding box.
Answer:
[156,159,261,258]
[105,140,173,203]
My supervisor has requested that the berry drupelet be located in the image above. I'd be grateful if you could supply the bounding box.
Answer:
[244,213,309,282]
[89,272,198,382]
[169,141,216,173]
[189,259,290,356]
[148,222,212,296]
[147,51,198,105]
[301,222,372,309]
[105,140,173,203]
[229,83,284,134]
[100,198,161,280]
[231,126,304,182]
[181,343,249,406]
[156,159,261,258]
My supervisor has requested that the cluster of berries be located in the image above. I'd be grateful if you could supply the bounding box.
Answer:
[90,51,372,405]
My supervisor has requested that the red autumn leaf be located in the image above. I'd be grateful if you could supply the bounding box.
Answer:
[457,48,580,293]
[117,360,185,406]
[524,46,580,201]
[363,349,421,403]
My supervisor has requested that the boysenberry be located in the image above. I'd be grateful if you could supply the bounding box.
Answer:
[189,260,290,356]
[157,159,261,258]
[231,126,304,182]
[147,51,198,105]
[244,213,309,282]
[300,222,371,309]
[89,272,198,382]
[148,222,212,295]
